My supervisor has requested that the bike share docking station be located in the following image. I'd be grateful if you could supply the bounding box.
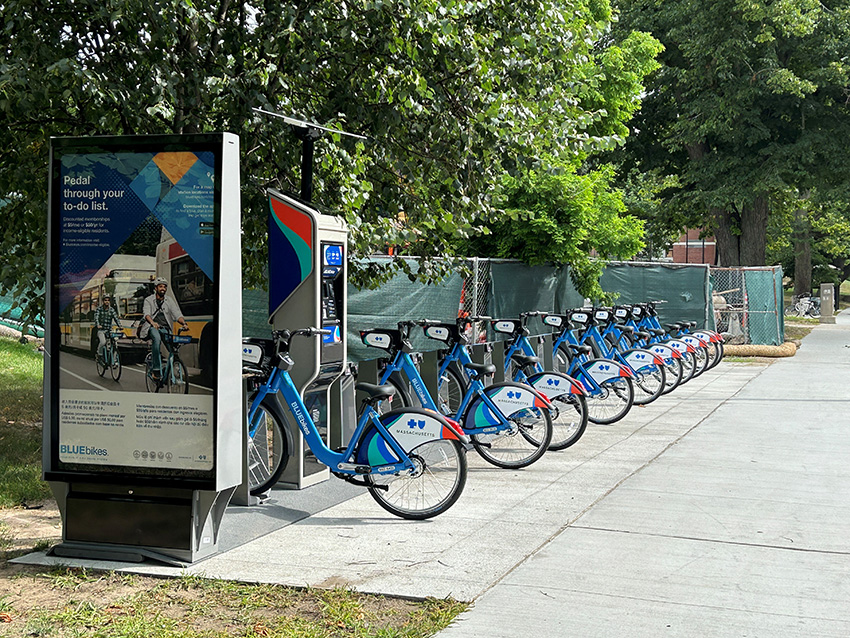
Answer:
[246,109,358,491]
[43,134,243,565]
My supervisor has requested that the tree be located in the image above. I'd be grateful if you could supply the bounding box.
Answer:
[1,0,658,326]
[768,187,850,295]
[463,160,646,300]
[614,0,850,266]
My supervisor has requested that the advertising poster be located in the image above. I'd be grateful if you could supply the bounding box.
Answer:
[52,142,220,475]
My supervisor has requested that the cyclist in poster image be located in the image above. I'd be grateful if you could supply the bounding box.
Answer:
[94,296,122,364]
[141,277,188,382]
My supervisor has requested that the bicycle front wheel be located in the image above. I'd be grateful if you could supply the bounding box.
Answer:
[437,366,467,417]
[109,344,122,381]
[144,354,159,393]
[96,350,107,377]
[247,396,289,495]
[168,359,190,394]
[367,438,467,520]
[585,376,634,424]
[547,393,588,450]
[471,404,552,469]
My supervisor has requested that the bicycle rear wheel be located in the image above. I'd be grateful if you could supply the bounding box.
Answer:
[471,404,552,469]
[631,363,665,405]
[109,344,122,381]
[247,396,289,495]
[366,438,467,520]
[585,375,634,424]
[660,357,683,394]
[547,393,588,450]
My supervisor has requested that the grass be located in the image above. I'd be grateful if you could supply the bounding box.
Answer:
[0,337,43,424]
[0,335,468,637]
[1,567,468,638]
[0,337,51,507]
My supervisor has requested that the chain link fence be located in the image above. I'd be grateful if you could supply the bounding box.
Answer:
[710,266,783,345]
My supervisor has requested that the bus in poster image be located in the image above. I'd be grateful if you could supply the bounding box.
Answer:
[59,254,155,357]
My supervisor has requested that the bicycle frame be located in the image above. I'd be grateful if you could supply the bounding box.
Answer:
[249,365,419,477]
[378,341,538,435]
[547,316,632,392]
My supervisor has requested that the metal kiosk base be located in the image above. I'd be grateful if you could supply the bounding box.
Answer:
[47,481,236,566]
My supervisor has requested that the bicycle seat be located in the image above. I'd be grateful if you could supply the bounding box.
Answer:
[510,353,540,368]
[635,331,651,340]
[618,325,635,334]
[355,382,397,403]
[567,344,593,355]
[463,362,496,378]
[664,323,682,332]
[648,328,666,337]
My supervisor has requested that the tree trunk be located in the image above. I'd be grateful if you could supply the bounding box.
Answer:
[792,207,812,298]
[713,207,740,266]
[739,195,768,265]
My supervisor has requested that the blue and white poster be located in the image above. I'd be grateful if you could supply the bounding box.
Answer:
[55,148,218,472]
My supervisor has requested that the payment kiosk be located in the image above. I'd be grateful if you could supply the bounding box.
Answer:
[43,134,242,564]
[267,189,348,488]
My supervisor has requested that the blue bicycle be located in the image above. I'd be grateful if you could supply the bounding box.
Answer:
[569,308,667,406]
[360,318,554,469]
[542,310,635,424]
[242,328,468,519]
[485,312,589,450]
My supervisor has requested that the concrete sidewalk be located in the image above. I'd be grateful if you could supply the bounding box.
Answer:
[438,315,850,637]
[18,318,850,635]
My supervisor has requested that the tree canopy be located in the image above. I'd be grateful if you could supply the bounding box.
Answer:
[1,0,659,325]
[614,0,850,267]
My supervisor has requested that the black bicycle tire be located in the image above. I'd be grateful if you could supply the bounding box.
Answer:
[630,358,666,406]
[366,437,467,520]
[468,385,553,469]
[585,374,634,425]
[437,365,467,418]
[109,343,122,381]
[248,396,289,495]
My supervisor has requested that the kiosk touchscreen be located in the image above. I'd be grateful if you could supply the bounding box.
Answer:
[44,134,242,564]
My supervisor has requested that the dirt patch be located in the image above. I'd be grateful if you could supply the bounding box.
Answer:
[0,499,61,556]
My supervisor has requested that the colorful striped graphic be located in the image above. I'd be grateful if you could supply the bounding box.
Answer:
[268,195,315,312]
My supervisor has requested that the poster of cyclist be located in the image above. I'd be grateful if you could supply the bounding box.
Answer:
[48,137,225,475]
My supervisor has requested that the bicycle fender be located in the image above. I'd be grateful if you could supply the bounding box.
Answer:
[623,349,665,371]
[665,338,695,354]
[357,407,466,466]
[261,394,297,458]
[525,371,586,398]
[646,343,680,361]
[693,330,721,344]
[583,358,633,384]
[680,335,709,350]
[464,382,552,431]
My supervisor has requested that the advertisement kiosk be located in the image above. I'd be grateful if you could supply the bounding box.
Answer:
[267,189,348,489]
[43,134,242,564]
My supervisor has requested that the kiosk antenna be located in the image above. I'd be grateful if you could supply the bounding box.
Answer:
[253,108,366,204]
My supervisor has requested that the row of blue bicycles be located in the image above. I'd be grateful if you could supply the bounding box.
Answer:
[241,301,724,520]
